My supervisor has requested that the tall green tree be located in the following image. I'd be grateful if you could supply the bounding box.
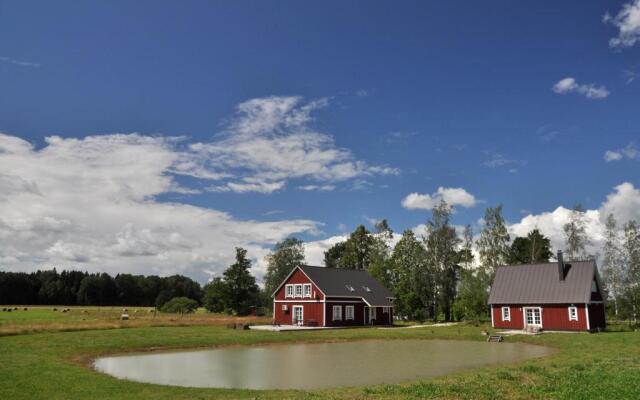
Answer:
[563,204,591,261]
[202,277,227,313]
[338,225,375,270]
[453,268,488,320]
[507,229,553,264]
[602,214,625,319]
[423,200,460,321]
[263,237,305,298]
[324,241,347,268]
[477,205,510,275]
[220,247,260,316]
[368,219,394,286]
[389,230,429,320]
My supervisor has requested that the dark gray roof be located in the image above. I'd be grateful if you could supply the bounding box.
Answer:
[299,265,394,307]
[488,260,599,305]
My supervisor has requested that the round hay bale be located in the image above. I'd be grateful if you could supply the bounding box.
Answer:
[7,308,12,312]
[23,307,28,311]
[120,314,129,320]
[53,308,58,311]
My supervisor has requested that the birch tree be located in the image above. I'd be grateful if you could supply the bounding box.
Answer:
[602,214,624,319]
[423,200,460,321]
[623,220,640,326]
[477,205,510,276]
[563,204,591,261]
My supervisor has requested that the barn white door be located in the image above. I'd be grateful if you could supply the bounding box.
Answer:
[524,307,542,327]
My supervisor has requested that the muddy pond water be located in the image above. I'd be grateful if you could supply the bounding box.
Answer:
[94,339,551,390]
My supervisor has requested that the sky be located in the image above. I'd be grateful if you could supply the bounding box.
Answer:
[1,0,639,283]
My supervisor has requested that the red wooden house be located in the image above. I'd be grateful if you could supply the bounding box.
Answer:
[488,252,606,332]
[272,265,394,327]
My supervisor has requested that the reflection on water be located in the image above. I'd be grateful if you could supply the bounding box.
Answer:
[94,339,551,390]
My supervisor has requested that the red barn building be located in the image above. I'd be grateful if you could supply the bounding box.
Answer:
[488,253,606,332]
[272,265,394,327]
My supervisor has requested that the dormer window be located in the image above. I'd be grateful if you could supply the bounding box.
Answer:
[345,284,355,292]
[362,286,371,292]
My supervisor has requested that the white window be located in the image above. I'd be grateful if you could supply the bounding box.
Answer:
[303,283,312,298]
[285,284,294,298]
[333,305,342,320]
[368,307,376,321]
[345,305,355,320]
[568,306,578,321]
[294,284,303,297]
[501,306,510,321]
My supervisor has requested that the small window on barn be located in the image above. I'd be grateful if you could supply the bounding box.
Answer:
[303,283,312,297]
[333,305,342,320]
[345,284,355,292]
[591,280,597,293]
[294,284,303,297]
[568,306,578,321]
[501,306,510,321]
[345,305,355,320]
[285,285,294,298]
[362,286,372,292]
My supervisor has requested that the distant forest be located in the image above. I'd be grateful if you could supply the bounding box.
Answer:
[0,269,202,307]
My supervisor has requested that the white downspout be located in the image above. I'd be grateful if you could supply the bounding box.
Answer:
[585,303,591,331]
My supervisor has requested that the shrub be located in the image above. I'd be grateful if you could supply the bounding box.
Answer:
[160,297,198,314]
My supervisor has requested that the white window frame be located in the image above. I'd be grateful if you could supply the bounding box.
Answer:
[294,284,303,298]
[285,284,294,298]
[345,305,355,320]
[368,307,376,321]
[332,305,342,321]
[303,283,312,298]
[568,306,578,321]
[501,306,510,321]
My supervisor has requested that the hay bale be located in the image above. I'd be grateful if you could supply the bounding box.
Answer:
[2,308,6,312]
[23,307,28,311]
[120,314,129,320]
[123,308,128,313]
[53,308,58,311]
[7,308,12,312]
[13,307,18,310]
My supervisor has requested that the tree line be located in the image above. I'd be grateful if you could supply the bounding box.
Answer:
[0,269,202,308]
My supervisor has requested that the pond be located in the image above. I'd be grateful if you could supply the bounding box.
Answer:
[94,339,551,390]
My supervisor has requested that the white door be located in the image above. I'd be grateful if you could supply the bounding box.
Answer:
[524,307,542,327]
[368,307,376,324]
[292,306,303,326]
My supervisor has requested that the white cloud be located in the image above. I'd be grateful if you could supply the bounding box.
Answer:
[303,235,348,266]
[604,150,624,162]
[604,143,640,162]
[189,96,398,193]
[508,182,640,260]
[552,77,610,99]
[401,187,477,210]
[298,184,336,192]
[0,132,319,283]
[0,56,41,68]
[604,0,640,48]
[482,152,527,169]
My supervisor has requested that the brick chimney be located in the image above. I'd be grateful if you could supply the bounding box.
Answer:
[557,250,565,281]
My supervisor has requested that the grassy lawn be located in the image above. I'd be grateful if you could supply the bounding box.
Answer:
[1,308,639,399]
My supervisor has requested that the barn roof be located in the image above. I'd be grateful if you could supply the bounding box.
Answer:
[298,265,394,307]
[488,260,600,305]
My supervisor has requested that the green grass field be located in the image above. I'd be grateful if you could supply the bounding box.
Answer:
[1,307,639,399]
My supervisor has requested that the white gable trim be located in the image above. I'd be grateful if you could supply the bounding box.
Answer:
[270,266,327,298]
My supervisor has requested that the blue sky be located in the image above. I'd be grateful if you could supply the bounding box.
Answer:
[1,1,639,281]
